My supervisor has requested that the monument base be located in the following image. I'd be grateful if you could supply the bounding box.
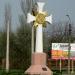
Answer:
[25,53,53,75]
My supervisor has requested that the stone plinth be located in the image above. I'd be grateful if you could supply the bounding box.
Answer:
[25,53,53,75]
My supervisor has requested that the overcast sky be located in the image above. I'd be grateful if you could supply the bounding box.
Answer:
[0,0,75,30]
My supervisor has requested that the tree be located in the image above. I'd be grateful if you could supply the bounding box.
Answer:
[44,21,75,58]
[10,0,36,70]
[47,21,75,45]
[0,31,6,58]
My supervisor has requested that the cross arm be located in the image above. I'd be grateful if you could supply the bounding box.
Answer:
[45,15,52,24]
[27,13,35,23]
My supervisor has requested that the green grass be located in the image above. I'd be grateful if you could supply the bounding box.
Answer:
[0,69,25,75]
[0,69,74,75]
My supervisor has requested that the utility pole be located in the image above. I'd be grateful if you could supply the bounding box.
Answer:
[31,24,34,53]
[31,1,38,53]
[66,15,72,75]
[5,4,11,72]
[6,21,10,72]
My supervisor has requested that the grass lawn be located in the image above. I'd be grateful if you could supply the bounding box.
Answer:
[0,69,74,75]
[0,69,26,75]
[52,69,75,75]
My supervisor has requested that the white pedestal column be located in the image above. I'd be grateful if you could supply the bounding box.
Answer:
[35,24,43,53]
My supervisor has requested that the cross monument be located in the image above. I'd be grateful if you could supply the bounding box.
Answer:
[25,2,53,75]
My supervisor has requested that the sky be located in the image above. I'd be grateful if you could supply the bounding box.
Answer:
[46,0,75,23]
[0,0,75,31]
[0,0,22,31]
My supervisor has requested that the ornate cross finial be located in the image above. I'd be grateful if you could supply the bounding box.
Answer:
[27,2,52,27]
[27,2,52,53]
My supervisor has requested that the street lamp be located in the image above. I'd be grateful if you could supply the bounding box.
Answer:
[66,15,72,75]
